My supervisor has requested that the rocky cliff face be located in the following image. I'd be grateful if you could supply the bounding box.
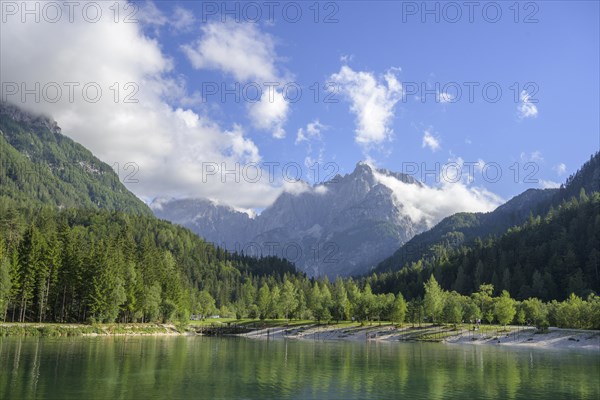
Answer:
[0,102,61,135]
[151,162,428,277]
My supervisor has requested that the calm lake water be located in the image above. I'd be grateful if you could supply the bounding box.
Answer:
[1,336,598,399]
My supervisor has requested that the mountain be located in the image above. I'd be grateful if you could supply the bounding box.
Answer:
[373,188,557,274]
[554,152,600,201]
[151,197,254,247]
[367,188,600,302]
[373,152,600,274]
[0,102,151,215]
[152,162,429,278]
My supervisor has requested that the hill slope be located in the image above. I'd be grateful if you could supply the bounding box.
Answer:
[373,188,557,274]
[0,102,151,215]
[373,153,600,275]
[368,188,600,301]
[0,103,301,324]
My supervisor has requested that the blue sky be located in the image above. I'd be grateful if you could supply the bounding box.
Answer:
[149,1,599,192]
[1,0,598,212]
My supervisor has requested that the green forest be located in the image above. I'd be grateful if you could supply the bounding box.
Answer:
[0,197,599,330]
[367,189,600,302]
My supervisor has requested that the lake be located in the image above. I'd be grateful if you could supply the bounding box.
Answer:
[1,336,598,399]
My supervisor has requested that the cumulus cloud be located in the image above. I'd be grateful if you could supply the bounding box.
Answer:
[422,129,441,152]
[247,88,289,139]
[0,1,296,209]
[372,169,503,228]
[181,21,289,138]
[182,21,279,82]
[330,65,402,148]
[517,90,538,119]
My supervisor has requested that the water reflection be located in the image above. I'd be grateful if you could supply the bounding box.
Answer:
[1,336,598,400]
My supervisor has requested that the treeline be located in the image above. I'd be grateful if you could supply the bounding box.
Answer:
[419,275,600,329]
[0,201,297,324]
[193,274,600,330]
[366,190,600,302]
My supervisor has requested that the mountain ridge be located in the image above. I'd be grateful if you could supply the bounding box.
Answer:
[373,152,600,275]
[153,161,429,277]
[0,101,151,215]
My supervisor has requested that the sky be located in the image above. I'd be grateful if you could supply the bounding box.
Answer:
[1,0,599,215]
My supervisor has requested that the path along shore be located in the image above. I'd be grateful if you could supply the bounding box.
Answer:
[239,323,600,351]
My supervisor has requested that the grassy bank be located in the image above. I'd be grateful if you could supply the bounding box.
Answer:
[3,320,598,351]
[0,323,184,337]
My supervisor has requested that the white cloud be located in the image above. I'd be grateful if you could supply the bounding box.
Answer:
[553,163,567,176]
[296,120,327,173]
[438,92,454,103]
[443,155,487,185]
[372,169,503,228]
[181,21,279,82]
[520,151,544,163]
[182,21,289,138]
[330,65,402,148]
[422,130,441,152]
[517,90,538,119]
[171,7,196,32]
[0,1,291,209]
[296,120,325,144]
[247,88,289,139]
[539,180,561,189]
[133,3,196,33]
[475,158,486,172]
[340,54,354,64]
[137,1,168,27]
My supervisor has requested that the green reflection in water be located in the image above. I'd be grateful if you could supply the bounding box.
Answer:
[1,336,598,400]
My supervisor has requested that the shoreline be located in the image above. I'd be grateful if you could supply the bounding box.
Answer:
[238,323,600,351]
[2,322,599,351]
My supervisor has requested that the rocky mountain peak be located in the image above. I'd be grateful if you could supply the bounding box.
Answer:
[0,101,61,135]
[153,161,427,278]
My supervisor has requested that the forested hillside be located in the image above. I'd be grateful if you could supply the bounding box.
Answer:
[367,189,600,302]
[373,153,599,275]
[0,202,298,323]
[0,102,151,215]
[0,103,301,324]
[373,188,556,274]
